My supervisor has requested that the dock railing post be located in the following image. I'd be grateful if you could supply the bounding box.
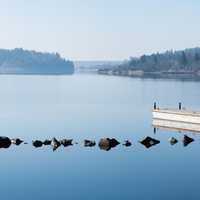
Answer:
[154,102,157,110]
[179,102,182,110]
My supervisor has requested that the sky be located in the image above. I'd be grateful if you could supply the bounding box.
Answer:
[0,0,199,60]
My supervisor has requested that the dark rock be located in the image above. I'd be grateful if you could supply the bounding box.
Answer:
[60,139,73,147]
[84,140,96,147]
[139,136,160,148]
[51,138,61,151]
[168,137,178,145]
[109,138,120,148]
[32,140,43,148]
[98,138,120,151]
[0,137,11,148]
[182,135,194,147]
[123,140,132,147]
[11,138,23,145]
[43,140,51,145]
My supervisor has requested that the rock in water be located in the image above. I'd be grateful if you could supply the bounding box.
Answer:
[99,138,111,151]
[84,140,96,147]
[168,137,178,145]
[43,140,51,145]
[139,136,160,148]
[0,137,11,148]
[182,135,194,147]
[51,138,61,151]
[32,140,43,148]
[60,139,73,147]
[109,138,120,148]
[98,138,120,151]
[11,138,23,145]
[123,140,132,147]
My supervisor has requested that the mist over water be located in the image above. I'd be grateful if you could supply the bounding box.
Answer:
[1,74,200,200]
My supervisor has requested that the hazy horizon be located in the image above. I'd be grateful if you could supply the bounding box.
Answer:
[0,0,200,60]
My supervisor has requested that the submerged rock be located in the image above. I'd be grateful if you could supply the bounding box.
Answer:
[139,136,160,148]
[168,137,178,145]
[51,138,61,151]
[98,138,120,151]
[84,140,96,147]
[60,139,73,147]
[11,138,23,146]
[182,135,194,147]
[32,140,43,148]
[0,137,11,148]
[123,140,132,147]
[43,140,51,145]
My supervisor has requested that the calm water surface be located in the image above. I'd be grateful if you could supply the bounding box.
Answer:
[0,74,200,200]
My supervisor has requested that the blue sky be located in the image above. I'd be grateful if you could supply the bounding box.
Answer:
[0,0,199,60]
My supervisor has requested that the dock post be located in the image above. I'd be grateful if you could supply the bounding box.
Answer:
[179,102,182,110]
[154,102,157,110]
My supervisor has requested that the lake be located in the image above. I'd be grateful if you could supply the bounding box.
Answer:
[0,74,200,200]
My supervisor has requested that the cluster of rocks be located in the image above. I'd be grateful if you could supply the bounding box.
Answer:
[32,138,73,151]
[139,135,194,148]
[0,135,195,150]
[0,137,24,149]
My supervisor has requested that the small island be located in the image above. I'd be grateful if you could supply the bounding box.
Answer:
[98,47,200,78]
[0,48,74,74]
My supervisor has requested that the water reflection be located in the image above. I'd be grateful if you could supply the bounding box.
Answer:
[153,119,197,147]
[152,119,200,133]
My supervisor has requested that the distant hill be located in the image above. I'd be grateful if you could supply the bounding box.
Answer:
[98,48,200,77]
[0,48,74,74]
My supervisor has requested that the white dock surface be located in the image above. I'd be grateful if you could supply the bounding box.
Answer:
[152,109,200,124]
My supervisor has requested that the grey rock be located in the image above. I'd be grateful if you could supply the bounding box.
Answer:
[168,137,178,145]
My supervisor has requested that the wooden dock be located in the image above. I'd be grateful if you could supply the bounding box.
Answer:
[152,108,200,133]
